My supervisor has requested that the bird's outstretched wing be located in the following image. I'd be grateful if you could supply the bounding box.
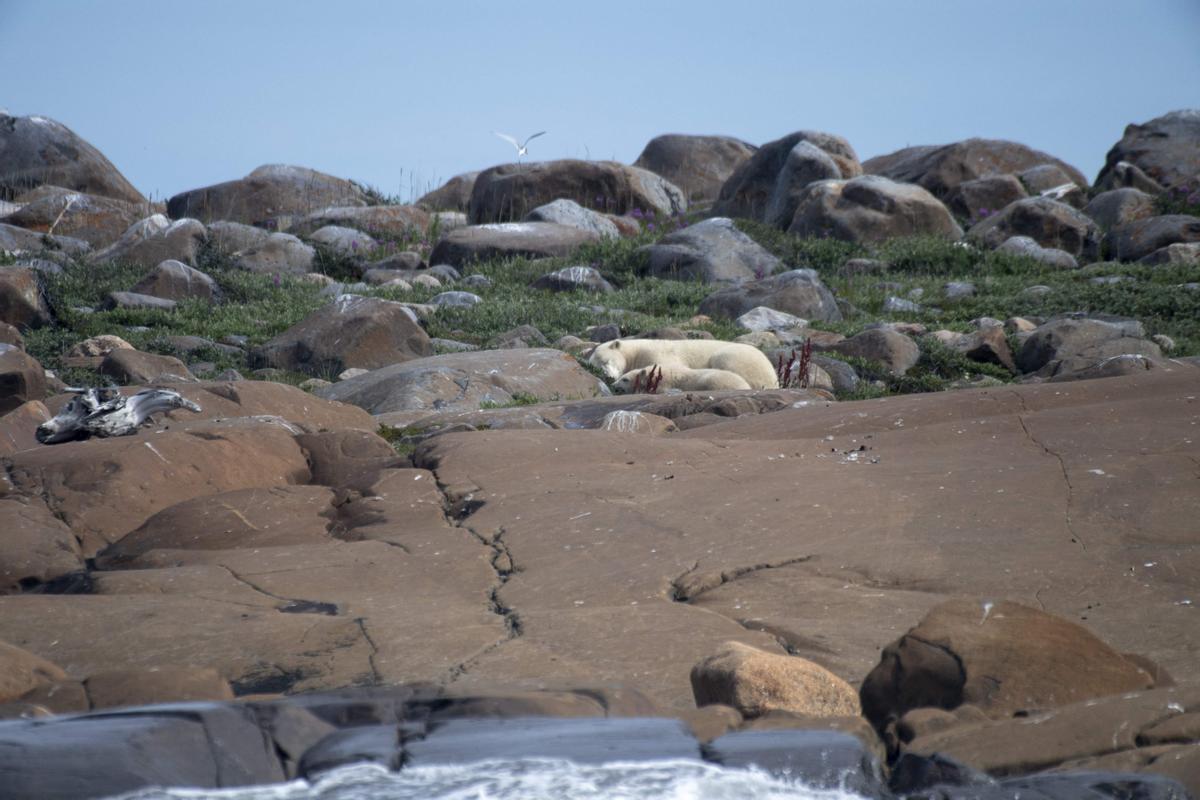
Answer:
[522,131,547,148]
[493,131,520,151]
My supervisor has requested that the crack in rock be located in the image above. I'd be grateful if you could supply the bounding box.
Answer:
[670,556,815,602]
[218,564,340,616]
[355,617,382,684]
[1016,412,1086,552]
[414,457,524,685]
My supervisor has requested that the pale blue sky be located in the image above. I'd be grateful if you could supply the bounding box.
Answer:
[2,0,1198,202]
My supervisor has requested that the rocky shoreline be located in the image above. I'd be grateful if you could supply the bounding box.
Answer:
[1,110,1198,797]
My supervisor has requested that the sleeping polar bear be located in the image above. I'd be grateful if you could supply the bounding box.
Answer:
[612,364,752,393]
[588,338,778,390]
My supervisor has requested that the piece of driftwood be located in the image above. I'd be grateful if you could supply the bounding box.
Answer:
[36,387,201,444]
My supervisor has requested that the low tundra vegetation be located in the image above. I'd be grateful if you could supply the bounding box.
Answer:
[16,214,1200,398]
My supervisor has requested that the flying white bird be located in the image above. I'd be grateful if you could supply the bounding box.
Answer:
[493,130,546,159]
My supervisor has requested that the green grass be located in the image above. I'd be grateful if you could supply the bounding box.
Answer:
[12,214,1199,400]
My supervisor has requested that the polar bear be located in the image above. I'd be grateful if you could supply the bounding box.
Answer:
[587,338,779,389]
[612,364,752,393]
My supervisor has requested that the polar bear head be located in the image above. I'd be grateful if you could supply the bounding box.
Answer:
[586,339,627,380]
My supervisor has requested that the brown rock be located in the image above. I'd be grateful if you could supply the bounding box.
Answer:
[288,205,430,238]
[0,267,51,330]
[3,186,143,248]
[1084,188,1157,231]
[469,159,686,223]
[633,134,757,206]
[99,349,194,384]
[968,197,1102,261]
[0,496,84,594]
[130,260,218,303]
[167,164,369,228]
[4,417,311,556]
[860,599,1155,731]
[0,321,22,349]
[788,175,963,243]
[83,667,234,709]
[691,641,861,719]
[93,216,207,269]
[417,171,480,212]
[0,640,69,703]
[943,174,1028,222]
[827,328,920,375]
[1106,214,1200,262]
[251,295,433,378]
[0,399,49,455]
[864,139,1089,200]
[65,334,133,359]
[0,347,47,413]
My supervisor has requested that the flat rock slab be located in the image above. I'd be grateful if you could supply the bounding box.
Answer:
[412,365,1200,711]
[428,222,600,267]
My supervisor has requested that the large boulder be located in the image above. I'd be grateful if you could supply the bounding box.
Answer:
[468,160,686,223]
[417,171,479,212]
[691,641,860,719]
[1106,215,1200,262]
[967,197,1101,261]
[0,223,89,257]
[942,174,1027,222]
[1015,316,1163,378]
[1095,109,1200,191]
[861,599,1156,732]
[863,138,1088,200]
[788,176,963,243]
[713,130,861,221]
[166,165,369,228]
[317,348,606,417]
[697,269,842,323]
[206,220,271,255]
[0,640,68,703]
[764,141,844,229]
[0,112,144,203]
[287,205,429,239]
[231,231,315,274]
[98,350,194,385]
[92,215,207,268]
[129,260,218,303]
[639,217,783,283]
[251,295,432,377]
[2,186,143,248]
[1083,188,1157,231]
[429,222,599,267]
[633,134,757,206]
[0,267,51,330]
[826,328,920,375]
[0,347,47,413]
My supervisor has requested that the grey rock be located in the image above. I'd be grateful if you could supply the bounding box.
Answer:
[714,130,862,221]
[0,222,90,257]
[1083,188,1157,231]
[316,348,606,415]
[206,221,271,255]
[884,296,921,313]
[827,328,921,375]
[995,236,1079,269]
[810,355,859,394]
[698,269,842,322]
[531,265,614,294]
[460,274,492,289]
[432,291,482,307]
[765,141,842,229]
[232,232,315,275]
[427,264,461,283]
[524,198,619,239]
[93,216,207,269]
[1095,109,1200,191]
[288,205,428,239]
[736,306,807,332]
[167,164,369,228]
[130,260,218,303]
[1018,164,1077,194]
[640,217,783,283]
[99,292,177,312]
[307,225,377,257]
[1106,214,1200,262]
[1139,242,1200,266]
[417,171,479,212]
[429,222,599,268]
[944,281,976,301]
[943,174,1027,223]
[0,112,144,203]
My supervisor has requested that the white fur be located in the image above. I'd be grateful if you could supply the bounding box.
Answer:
[613,364,752,393]
[588,338,778,389]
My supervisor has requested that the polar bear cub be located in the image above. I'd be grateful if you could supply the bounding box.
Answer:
[613,364,752,393]
[587,338,778,390]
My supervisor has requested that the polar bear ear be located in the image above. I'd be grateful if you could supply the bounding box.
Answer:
[609,340,621,349]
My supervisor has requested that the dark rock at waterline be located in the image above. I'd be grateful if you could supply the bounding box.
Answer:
[707,728,887,797]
